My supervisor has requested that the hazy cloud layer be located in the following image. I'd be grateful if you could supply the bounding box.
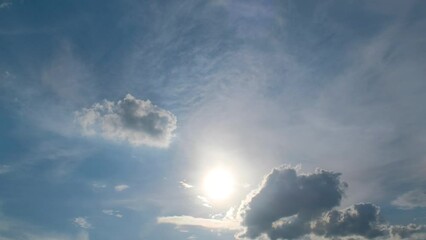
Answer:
[76,94,177,148]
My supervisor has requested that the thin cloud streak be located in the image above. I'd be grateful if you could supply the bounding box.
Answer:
[157,215,240,230]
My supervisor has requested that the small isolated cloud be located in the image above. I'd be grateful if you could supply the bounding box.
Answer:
[73,217,91,229]
[157,215,240,230]
[114,184,130,192]
[197,195,212,208]
[180,181,193,189]
[391,189,426,209]
[91,182,107,189]
[102,209,123,218]
[75,94,177,148]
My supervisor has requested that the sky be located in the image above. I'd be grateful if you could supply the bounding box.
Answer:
[1,0,426,239]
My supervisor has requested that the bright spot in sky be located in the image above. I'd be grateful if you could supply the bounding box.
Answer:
[203,168,235,201]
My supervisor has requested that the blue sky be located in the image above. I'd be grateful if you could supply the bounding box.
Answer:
[1,0,426,239]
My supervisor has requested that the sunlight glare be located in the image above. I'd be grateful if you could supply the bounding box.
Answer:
[203,168,235,201]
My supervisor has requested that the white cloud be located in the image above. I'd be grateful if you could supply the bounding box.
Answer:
[91,182,107,189]
[76,94,177,148]
[114,184,130,192]
[157,215,240,230]
[392,190,426,209]
[73,217,91,229]
[180,181,193,189]
[102,209,123,218]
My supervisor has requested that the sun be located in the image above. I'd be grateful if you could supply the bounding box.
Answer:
[203,168,235,201]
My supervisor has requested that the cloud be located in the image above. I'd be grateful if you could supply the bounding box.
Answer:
[102,209,123,218]
[390,224,426,240]
[91,182,107,189]
[312,203,387,239]
[236,166,426,240]
[180,181,193,189]
[237,166,347,239]
[76,94,177,148]
[158,166,426,239]
[157,216,240,230]
[114,184,130,192]
[391,190,426,209]
[73,217,91,229]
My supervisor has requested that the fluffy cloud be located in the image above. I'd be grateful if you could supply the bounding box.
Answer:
[238,167,347,239]
[73,217,91,229]
[391,190,426,209]
[236,166,426,240]
[76,94,177,148]
[312,203,387,239]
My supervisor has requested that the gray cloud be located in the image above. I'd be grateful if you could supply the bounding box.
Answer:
[312,203,387,239]
[76,94,177,148]
[155,166,426,240]
[236,167,426,240]
[238,166,347,239]
[390,224,426,240]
